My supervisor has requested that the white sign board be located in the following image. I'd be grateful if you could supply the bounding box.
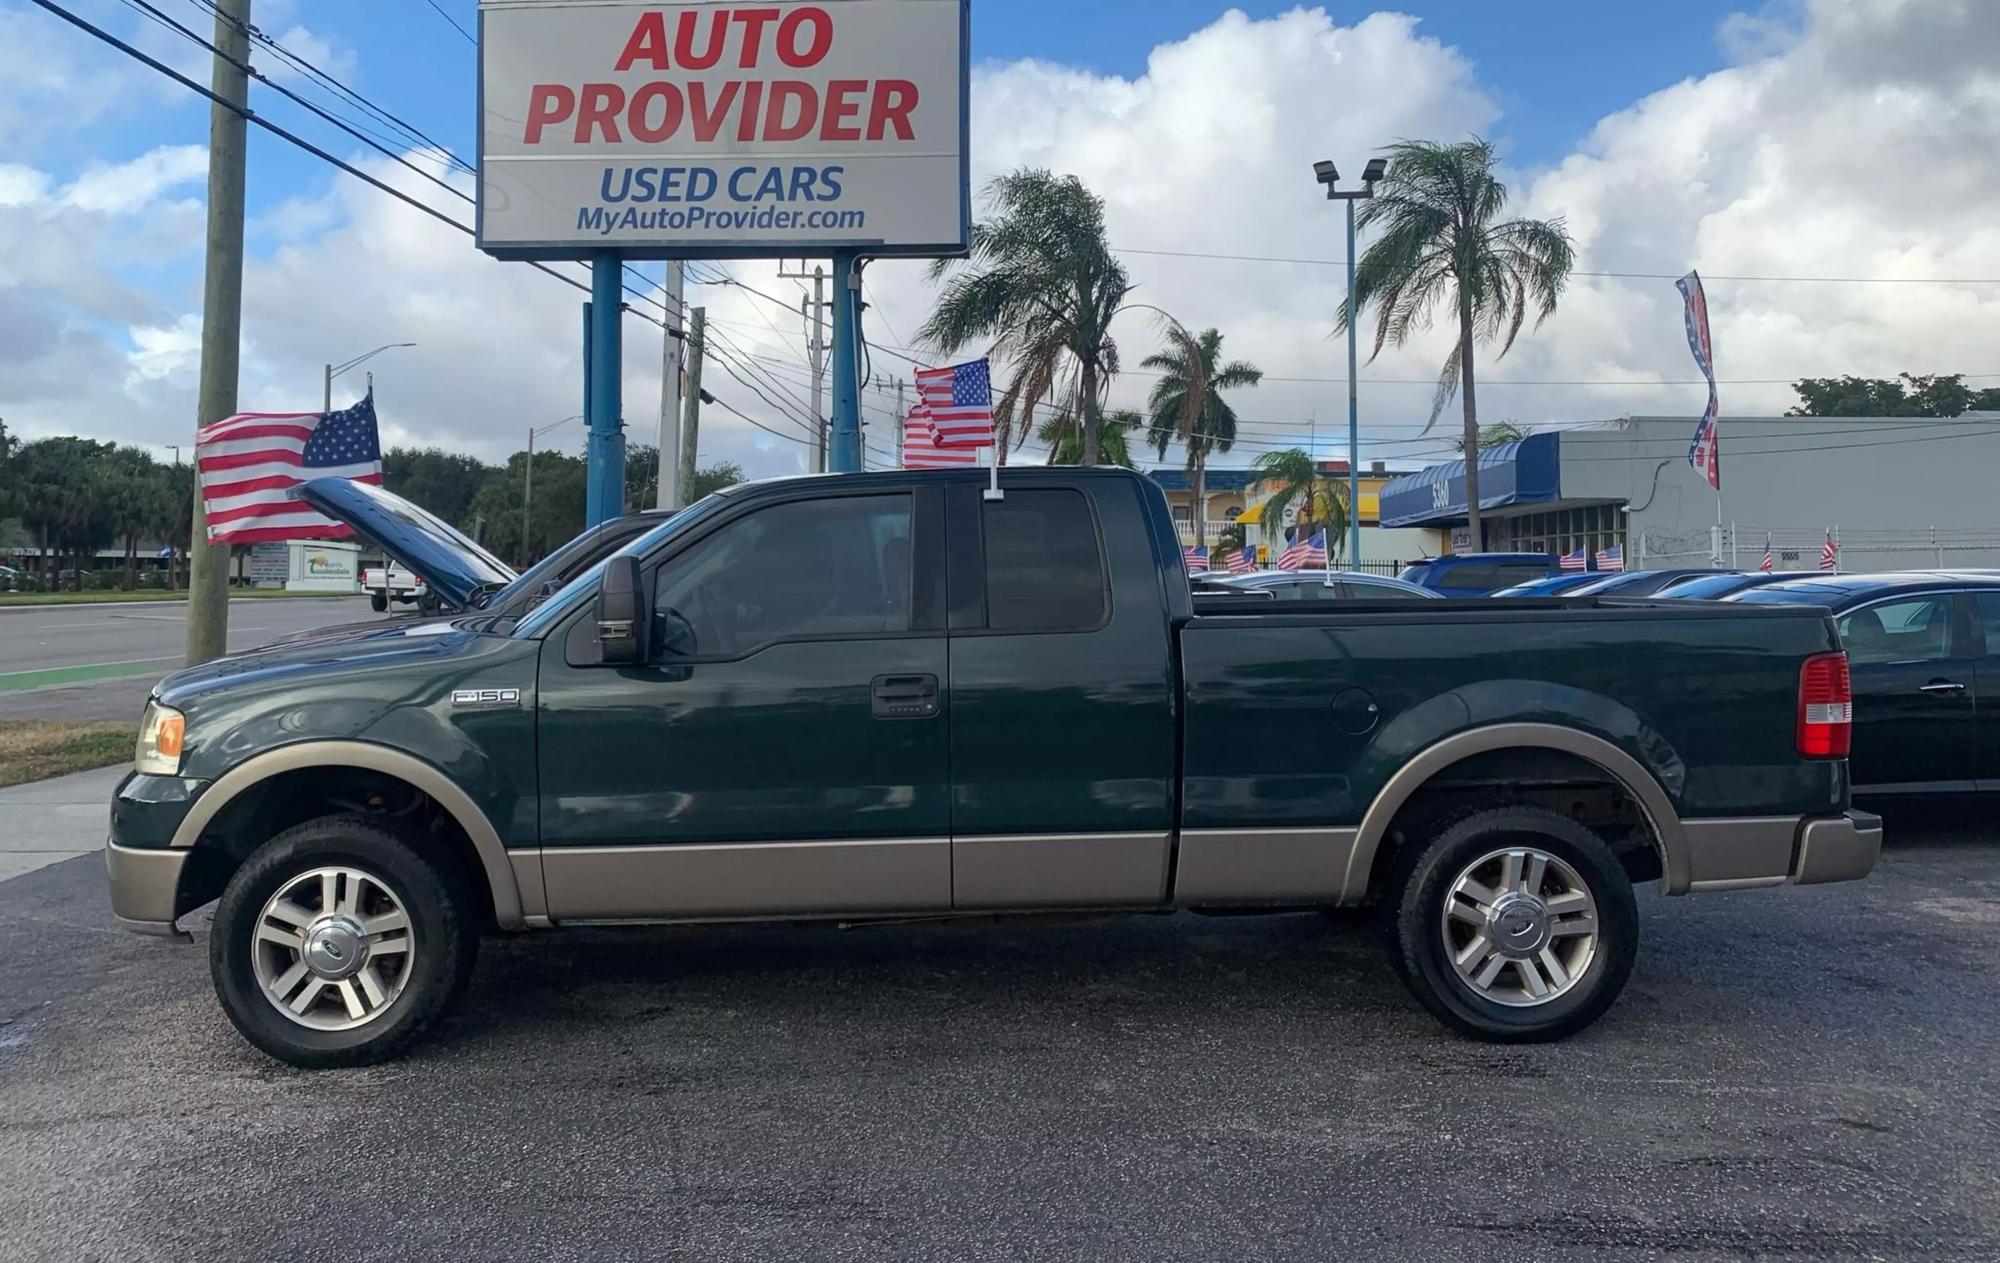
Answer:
[477,0,970,259]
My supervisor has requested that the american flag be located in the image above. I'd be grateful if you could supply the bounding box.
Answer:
[197,394,382,545]
[1760,534,1774,573]
[901,404,978,469]
[914,359,995,447]
[1677,270,1721,491]
[1559,546,1588,571]
[1277,529,1327,571]
[1595,544,1625,572]
[1183,545,1209,572]
[1226,545,1257,574]
[1821,532,1839,571]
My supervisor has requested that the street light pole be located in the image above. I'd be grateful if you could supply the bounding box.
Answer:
[1314,156,1386,566]
[325,341,416,410]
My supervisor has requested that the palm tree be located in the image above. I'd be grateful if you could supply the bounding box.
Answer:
[1449,420,1533,455]
[1042,408,1141,468]
[1143,327,1262,548]
[921,169,1133,464]
[1337,138,1574,549]
[1251,448,1347,561]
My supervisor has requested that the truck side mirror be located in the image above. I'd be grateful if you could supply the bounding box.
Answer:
[595,556,647,665]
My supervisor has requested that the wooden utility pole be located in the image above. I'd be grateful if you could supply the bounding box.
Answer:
[185,0,251,666]
[678,307,705,500]
[654,261,685,509]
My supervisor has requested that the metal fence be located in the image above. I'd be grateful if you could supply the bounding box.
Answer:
[1636,525,2000,573]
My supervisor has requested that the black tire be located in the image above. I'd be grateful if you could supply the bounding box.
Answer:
[209,815,477,1068]
[1384,804,1638,1043]
[369,592,388,613]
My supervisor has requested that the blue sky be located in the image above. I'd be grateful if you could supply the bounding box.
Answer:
[33,0,1749,231]
[10,0,1997,477]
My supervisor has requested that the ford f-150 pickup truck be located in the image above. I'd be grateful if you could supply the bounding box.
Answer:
[106,467,1880,1067]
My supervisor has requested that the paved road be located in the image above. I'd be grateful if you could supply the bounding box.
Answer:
[1,806,1996,1261]
[0,597,380,722]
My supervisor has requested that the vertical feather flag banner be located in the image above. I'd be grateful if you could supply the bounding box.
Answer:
[1677,270,1721,490]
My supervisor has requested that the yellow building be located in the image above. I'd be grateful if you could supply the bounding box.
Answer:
[1149,461,1435,565]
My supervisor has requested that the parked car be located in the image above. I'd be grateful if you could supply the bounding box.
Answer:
[108,467,1877,1066]
[0,563,20,591]
[1399,552,1560,597]
[1492,572,1607,598]
[1657,571,1820,601]
[1561,568,1734,599]
[1731,571,2000,796]
[361,563,427,613]
[266,480,677,647]
[1202,570,1442,600]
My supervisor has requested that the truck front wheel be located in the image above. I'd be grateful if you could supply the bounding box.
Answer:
[1385,805,1638,1042]
[208,815,477,1068]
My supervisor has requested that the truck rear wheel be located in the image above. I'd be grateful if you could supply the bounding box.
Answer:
[208,815,477,1068]
[369,592,387,613]
[1385,804,1637,1042]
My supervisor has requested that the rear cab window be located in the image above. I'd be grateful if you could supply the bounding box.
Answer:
[981,489,1109,632]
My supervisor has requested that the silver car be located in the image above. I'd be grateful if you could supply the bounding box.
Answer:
[1201,570,1442,600]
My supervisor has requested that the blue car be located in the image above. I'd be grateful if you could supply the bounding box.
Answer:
[1562,568,1733,599]
[1398,553,1560,598]
[1492,572,1605,598]
[1656,571,1820,600]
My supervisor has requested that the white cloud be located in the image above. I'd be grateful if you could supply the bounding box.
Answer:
[5,0,2000,485]
[61,144,207,212]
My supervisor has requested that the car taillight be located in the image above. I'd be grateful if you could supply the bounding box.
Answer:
[1798,651,1852,758]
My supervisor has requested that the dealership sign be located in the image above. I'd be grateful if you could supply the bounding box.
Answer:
[476,0,970,259]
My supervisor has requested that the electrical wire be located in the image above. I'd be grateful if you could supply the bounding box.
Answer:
[419,0,474,45]
[45,0,680,329]
[1112,245,2000,286]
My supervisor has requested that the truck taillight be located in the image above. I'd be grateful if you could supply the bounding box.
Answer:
[1798,651,1852,758]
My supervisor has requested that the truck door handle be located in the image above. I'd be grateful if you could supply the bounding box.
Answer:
[871,673,939,719]
[1919,680,1966,695]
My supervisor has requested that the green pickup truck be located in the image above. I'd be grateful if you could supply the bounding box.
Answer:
[107,468,1879,1066]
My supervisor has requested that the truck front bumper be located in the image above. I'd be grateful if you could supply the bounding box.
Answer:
[105,771,207,940]
[106,838,190,938]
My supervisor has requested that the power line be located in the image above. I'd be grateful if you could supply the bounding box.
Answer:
[419,0,474,45]
[1111,245,2000,286]
[28,0,671,328]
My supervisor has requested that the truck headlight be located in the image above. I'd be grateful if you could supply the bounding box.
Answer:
[135,700,187,776]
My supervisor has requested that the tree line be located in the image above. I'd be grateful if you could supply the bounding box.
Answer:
[0,419,741,591]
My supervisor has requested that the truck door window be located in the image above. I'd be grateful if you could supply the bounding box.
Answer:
[982,489,1108,632]
[652,494,912,659]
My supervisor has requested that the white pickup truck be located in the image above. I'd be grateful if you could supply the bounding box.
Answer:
[360,562,425,612]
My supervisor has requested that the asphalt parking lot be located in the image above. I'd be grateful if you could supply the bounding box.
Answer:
[2,808,1997,1262]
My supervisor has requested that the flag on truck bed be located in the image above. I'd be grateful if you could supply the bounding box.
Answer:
[914,359,996,447]
[196,393,382,544]
[1277,529,1327,571]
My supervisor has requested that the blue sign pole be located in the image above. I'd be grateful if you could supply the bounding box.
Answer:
[829,251,863,473]
[585,251,624,525]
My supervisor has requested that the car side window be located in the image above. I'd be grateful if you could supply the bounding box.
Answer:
[1353,581,1423,599]
[1435,564,1498,590]
[1974,593,2000,657]
[1275,579,1325,600]
[651,494,912,659]
[983,489,1108,632]
[1837,596,1953,666]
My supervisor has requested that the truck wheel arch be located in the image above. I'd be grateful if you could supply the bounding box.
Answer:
[169,741,534,929]
[1344,723,1690,900]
